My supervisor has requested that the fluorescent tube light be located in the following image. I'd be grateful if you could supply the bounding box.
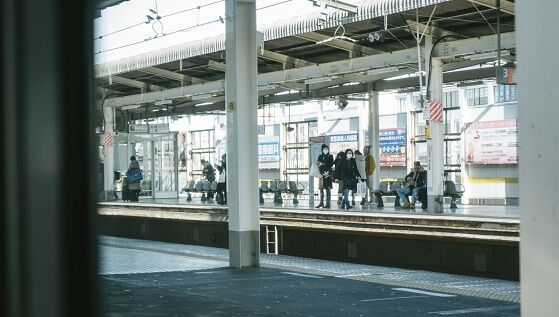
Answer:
[304,77,331,84]
[122,104,141,110]
[195,102,214,107]
[191,93,213,100]
[154,99,172,106]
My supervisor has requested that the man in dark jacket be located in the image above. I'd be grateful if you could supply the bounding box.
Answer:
[201,158,215,198]
[315,144,334,208]
[397,161,427,208]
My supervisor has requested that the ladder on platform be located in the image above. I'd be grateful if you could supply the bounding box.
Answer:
[265,225,279,255]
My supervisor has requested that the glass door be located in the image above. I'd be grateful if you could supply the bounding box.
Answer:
[133,136,153,197]
[153,133,178,199]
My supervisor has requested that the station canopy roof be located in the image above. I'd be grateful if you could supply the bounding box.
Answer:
[94,0,515,118]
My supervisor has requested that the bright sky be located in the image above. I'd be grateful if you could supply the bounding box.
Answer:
[94,0,366,64]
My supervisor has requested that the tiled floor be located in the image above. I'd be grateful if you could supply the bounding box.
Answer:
[100,236,520,303]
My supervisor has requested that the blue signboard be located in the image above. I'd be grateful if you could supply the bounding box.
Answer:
[379,128,406,166]
[258,136,280,169]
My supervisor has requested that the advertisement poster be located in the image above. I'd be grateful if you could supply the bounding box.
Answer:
[326,132,359,156]
[258,136,280,169]
[465,119,517,164]
[379,128,407,167]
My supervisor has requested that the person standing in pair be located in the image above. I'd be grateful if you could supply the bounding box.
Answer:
[364,146,377,204]
[335,149,361,209]
[354,150,367,205]
[315,144,334,209]
[333,151,345,204]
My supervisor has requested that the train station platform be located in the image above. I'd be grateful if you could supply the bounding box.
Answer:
[98,201,520,280]
[100,236,520,316]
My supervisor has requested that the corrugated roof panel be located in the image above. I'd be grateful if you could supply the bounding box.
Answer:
[95,0,451,78]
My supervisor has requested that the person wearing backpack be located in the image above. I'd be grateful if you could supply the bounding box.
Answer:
[127,156,141,202]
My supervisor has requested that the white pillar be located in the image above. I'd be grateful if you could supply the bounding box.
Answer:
[425,34,444,213]
[368,89,380,190]
[103,105,115,200]
[518,0,559,313]
[225,0,260,268]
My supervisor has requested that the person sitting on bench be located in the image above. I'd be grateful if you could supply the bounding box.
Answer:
[396,161,427,209]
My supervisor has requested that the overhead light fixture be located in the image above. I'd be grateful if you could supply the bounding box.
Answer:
[368,32,384,43]
[304,77,331,84]
[195,102,214,107]
[154,99,172,106]
[191,93,213,100]
[145,15,154,23]
[122,104,141,110]
[366,67,399,75]
[470,50,510,60]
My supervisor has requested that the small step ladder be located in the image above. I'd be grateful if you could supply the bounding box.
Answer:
[265,225,279,255]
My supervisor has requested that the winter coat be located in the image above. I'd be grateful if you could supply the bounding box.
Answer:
[202,163,216,182]
[336,158,360,183]
[354,154,366,180]
[127,160,141,191]
[365,154,376,176]
[317,153,334,177]
[404,168,427,188]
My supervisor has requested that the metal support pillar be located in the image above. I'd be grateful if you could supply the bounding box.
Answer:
[225,0,260,268]
[103,106,115,200]
[518,0,559,314]
[368,88,380,191]
[425,34,444,213]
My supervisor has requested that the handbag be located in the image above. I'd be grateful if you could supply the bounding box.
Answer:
[126,168,143,183]
[309,163,322,178]
[357,180,368,197]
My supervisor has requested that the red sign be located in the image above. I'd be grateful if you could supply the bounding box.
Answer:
[429,101,443,122]
[103,133,113,146]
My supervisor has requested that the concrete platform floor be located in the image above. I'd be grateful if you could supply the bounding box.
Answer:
[111,196,520,219]
[100,236,520,316]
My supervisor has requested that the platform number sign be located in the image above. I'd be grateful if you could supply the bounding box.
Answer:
[497,65,516,85]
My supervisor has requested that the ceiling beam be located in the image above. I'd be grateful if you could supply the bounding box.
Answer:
[140,66,206,85]
[259,50,315,68]
[469,0,515,15]
[105,32,515,108]
[110,75,164,91]
[405,20,462,38]
[295,32,383,55]
[207,60,227,72]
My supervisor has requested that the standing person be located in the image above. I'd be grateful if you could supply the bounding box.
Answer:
[335,149,361,209]
[333,151,345,204]
[127,156,141,202]
[216,165,227,205]
[364,146,377,204]
[200,158,216,199]
[396,161,427,209]
[354,150,367,205]
[219,154,227,204]
[315,144,334,209]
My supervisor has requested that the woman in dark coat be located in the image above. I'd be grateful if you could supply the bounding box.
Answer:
[333,151,345,204]
[315,144,334,209]
[335,149,361,209]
